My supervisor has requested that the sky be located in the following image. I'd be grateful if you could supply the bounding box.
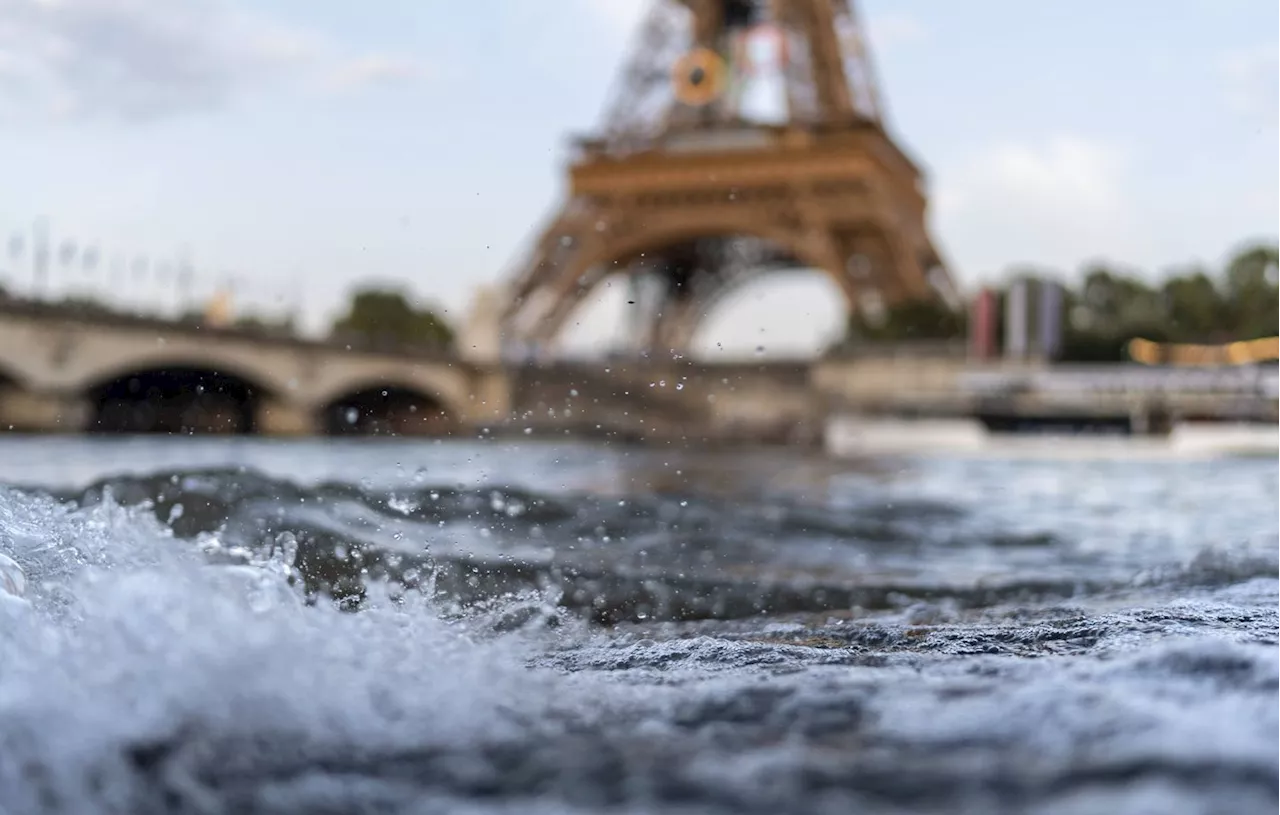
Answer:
[0,0,1276,358]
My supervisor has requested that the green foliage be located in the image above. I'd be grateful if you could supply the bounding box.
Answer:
[848,296,966,342]
[1056,243,1277,361]
[1222,244,1279,340]
[53,295,122,317]
[235,312,296,336]
[843,242,1278,362]
[1161,268,1225,340]
[331,288,454,351]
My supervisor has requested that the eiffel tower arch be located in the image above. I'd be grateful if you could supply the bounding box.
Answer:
[499,0,958,359]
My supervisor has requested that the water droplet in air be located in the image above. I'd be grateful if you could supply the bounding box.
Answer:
[1,552,27,599]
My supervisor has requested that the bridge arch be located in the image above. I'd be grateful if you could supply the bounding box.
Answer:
[317,380,458,437]
[83,362,276,435]
[516,210,907,351]
[682,270,849,359]
[530,213,890,355]
[55,340,301,399]
[0,335,49,389]
[551,220,845,319]
[302,358,473,420]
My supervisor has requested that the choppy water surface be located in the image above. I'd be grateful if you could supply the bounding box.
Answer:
[0,436,1276,815]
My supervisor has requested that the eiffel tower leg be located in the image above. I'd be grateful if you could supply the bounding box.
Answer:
[624,270,672,356]
[527,266,608,355]
[651,297,698,357]
[655,278,762,356]
[623,273,648,354]
[501,199,613,353]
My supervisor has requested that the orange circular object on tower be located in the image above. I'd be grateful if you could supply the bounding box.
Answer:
[672,47,728,107]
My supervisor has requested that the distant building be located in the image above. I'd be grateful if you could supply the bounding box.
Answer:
[1001,275,1065,361]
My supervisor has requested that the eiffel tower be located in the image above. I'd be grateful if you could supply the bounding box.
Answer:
[499,0,957,358]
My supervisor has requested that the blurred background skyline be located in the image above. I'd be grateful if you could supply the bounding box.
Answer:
[0,0,1276,357]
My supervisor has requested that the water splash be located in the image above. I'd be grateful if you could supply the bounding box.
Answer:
[0,447,1274,814]
[1,551,25,599]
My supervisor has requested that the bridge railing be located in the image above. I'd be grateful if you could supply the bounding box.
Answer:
[0,298,458,362]
[960,365,1280,398]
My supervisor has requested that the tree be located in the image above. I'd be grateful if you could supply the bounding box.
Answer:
[1038,245,1277,361]
[1082,266,1163,356]
[1222,244,1279,340]
[840,240,1278,363]
[331,288,454,351]
[235,312,296,336]
[847,297,966,342]
[1161,267,1226,342]
[54,295,122,318]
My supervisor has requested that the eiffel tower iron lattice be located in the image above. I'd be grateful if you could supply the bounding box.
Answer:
[499,0,958,358]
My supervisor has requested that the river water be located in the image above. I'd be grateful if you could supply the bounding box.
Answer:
[0,436,1276,815]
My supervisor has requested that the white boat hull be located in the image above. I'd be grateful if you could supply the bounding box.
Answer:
[824,416,1279,460]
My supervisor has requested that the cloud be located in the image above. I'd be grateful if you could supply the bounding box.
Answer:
[325,55,426,93]
[0,0,426,123]
[1220,44,1279,125]
[935,136,1142,277]
[865,11,929,52]
[954,137,1126,215]
[577,0,649,38]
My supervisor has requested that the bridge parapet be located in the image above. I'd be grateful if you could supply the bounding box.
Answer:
[510,359,820,444]
[3,303,1273,438]
[962,365,1279,399]
[816,354,1279,424]
[0,305,510,435]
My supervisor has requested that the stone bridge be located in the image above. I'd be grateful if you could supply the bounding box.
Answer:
[0,303,510,435]
[1,302,1273,440]
[509,358,821,445]
[0,302,819,441]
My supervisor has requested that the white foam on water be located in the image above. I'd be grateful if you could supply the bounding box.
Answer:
[0,472,1276,814]
[0,551,27,621]
[0,551,24,597]
[0,487,563,813]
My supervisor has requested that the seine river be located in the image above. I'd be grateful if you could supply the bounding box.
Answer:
[0,436,1276,814]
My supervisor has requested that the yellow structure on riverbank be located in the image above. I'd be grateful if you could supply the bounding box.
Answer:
[1128,336,1279,367]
